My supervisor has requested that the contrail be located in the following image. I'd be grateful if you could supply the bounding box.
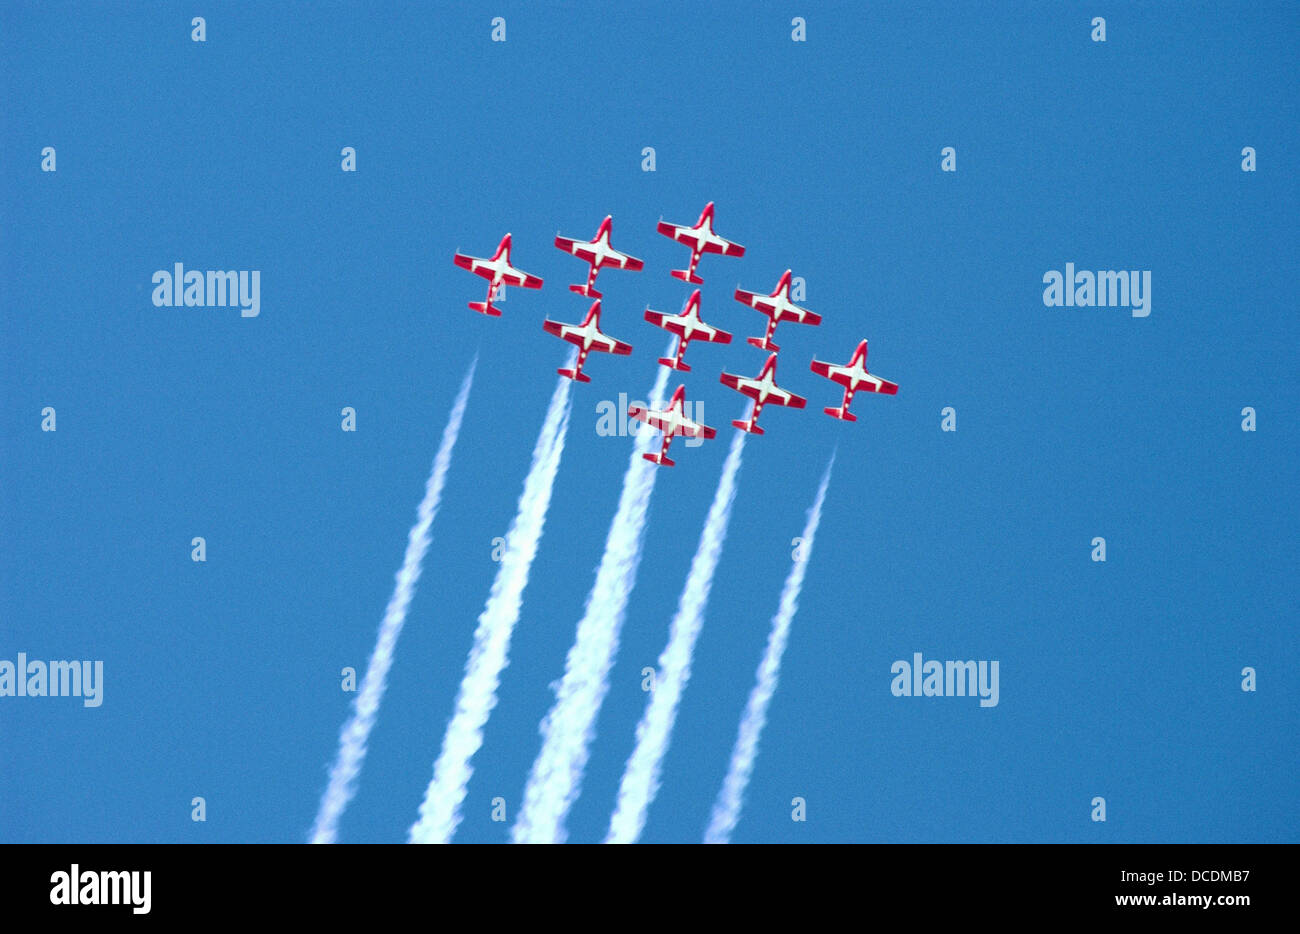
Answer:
[605,427,746,844]
[704,453,835,845]
[310,357,477,845]
[512,360,672,844]
[408,366,574,844]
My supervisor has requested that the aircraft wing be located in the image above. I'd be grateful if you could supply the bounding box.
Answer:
[604,248,644,271]
[734,288,772,312]
[720,372,763,400]
[644,309,686,336]
[555,236,598,264]
[628,404,713,438]
[852,372,898,395]
[627,403,670,433]
[454,253,492,279]
[778,305,821,325]
[501,265,544,289]
[675,416,717,439]
[812,360,897,394]
[695,319,732,343]
[662,411,716,439]
[543,320,578,343]
[702,235,745,257]
[810,359,849,384]
[765,386,807,408]
[591,332,633,355]
[657,221,702,246]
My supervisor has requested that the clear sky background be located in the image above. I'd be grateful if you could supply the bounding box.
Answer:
[2,1,1296,843]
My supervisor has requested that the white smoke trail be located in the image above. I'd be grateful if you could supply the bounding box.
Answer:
[407,369,574,844]
[310,357,477,845]
[512,361,672,844]
[605,427,746,844]
[704,454,835,845]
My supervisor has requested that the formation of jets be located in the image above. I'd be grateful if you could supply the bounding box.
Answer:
[452,203,898,465]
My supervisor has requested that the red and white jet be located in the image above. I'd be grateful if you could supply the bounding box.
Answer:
[453,233,544,316]
[542,300,633,383]
[643,289,732,372]
[656,201,745,284]
[628,385,716,467]
[719,352,807,435]
[554,215,644,299]
[810,339,898,421]
[734,269,821,351]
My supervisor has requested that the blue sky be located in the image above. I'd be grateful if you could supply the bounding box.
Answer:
[2,1,1296,843]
